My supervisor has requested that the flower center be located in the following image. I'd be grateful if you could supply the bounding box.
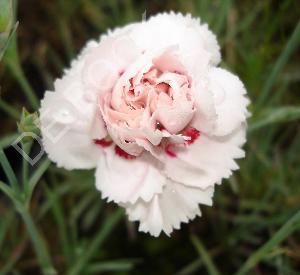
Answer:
[97,63,197,160]
[94,127,200,160]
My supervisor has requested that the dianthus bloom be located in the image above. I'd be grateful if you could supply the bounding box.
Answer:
[40,13,249,236]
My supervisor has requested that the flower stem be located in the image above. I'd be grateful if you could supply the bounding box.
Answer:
[17,206,57,275]
[6,59,39,110]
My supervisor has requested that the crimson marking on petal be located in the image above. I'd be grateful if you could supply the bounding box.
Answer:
[165,144,177,158]
[182,127,200,145]
[94,138,113,148]
[114,146,136,160]
[156,122,165,131]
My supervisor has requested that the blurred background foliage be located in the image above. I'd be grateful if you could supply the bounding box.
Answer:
[0,0,300,274]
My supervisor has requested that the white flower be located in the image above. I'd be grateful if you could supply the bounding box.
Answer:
[39,12,249,237]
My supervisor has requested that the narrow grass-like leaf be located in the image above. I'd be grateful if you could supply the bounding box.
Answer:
[0,149,19,192]
[27,158,51,200]
[195,0,212,25]
[69,191,98,243]
[67,208,124,275]
[69,192,97,225]
[4,36,39,109]
[0,209,14,248]
[235,210,300,275]
[213,0,231,35]
[0,132,19,149]
[0,180,16,201]
[57,18,74,59]
[45,184,73,267]
[0,0,13,32]
[223,3,263,45]
[0,20,18,61]
[257,20,300,107]
[82,200,103,230]
[0,234,27,275]
[38,184,71,219]
[175,259,202,275]
[21,141,31,191]
[18,207,57,275]
[86,259,140,273]
[0,99,20,119]
[190,235,220,275]
[248,106,300,132]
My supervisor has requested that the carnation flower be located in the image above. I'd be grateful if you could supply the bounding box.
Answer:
[40,12,249,236]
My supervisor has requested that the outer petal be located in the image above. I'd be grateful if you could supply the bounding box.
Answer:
[39,42,106,170]
[208,68,250,136]
[127,12,221,66]
[124,181,214,237]
[82,35,141,101]
[40,92,102,169]
[190,76,217,135]
[163,124,246,189]
[95,149,166,204]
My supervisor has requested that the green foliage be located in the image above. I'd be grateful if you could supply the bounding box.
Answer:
[0,0,17,61]
[249,106,300,132]
[17,108,40,139]
[0,0,13,32]
[0,0,299,274]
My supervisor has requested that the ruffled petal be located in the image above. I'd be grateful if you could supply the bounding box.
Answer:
[163,125,246,189]
[190,76,217,135]
[40,92,102,169]
[95,149,166,204]
[208,68,250,136]
[82,35,141,101]
[124,180,214,236]
[39,42,106,169]
[128,12,221,66]
[156,99,194,134]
